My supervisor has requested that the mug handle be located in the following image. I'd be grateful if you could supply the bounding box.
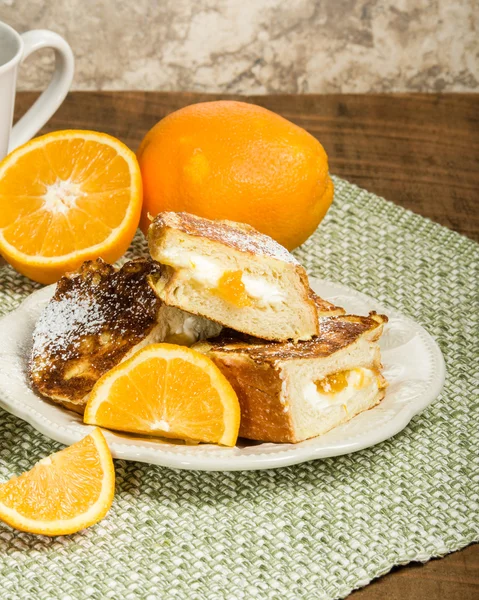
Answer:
[8,30,74,152]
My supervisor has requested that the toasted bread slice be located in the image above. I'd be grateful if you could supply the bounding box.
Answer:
[30,258,221,413]
[148,212,332,341]
[194,313,388,443]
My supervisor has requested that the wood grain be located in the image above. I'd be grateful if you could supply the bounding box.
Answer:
[13,93,479,598]
[351,543,479,600]
[14,92,479,241]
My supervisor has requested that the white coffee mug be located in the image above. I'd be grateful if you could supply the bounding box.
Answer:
[0,21,74,160]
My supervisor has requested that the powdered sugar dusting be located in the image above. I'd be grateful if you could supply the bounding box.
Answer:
[207,313,387,363]
[151,212,300,265]
[32,293,106,368]
[29,258,162,402]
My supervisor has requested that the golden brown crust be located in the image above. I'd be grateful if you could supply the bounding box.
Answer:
[47,397,86,414]
[29,258,162,408]
[149,211,300,265]
[202,313,387,364]
[208,355,296,443]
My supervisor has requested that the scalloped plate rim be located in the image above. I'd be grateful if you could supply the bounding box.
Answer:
[0,277,446,471]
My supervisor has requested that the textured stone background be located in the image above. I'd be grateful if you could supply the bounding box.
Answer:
[1,0,477,93]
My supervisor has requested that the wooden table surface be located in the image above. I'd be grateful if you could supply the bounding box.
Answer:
[15,92,479,598]
[16,92,479,242]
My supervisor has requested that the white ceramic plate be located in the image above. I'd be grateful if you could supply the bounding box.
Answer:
[0,278,445,471]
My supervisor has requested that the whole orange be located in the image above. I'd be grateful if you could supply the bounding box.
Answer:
[137,101,333,250]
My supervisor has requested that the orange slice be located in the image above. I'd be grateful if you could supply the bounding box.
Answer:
[84,343,241,447]
[0,130,142,284]
[0,428,115,536]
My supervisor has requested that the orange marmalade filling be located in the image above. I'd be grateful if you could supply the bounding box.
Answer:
[212,270,252,308]
[315,371,350,395]
[315,368,382,395]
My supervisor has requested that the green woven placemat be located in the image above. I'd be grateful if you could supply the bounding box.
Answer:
[0,177,478,600]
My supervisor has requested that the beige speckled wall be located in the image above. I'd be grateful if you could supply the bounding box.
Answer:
[1,0,477,93]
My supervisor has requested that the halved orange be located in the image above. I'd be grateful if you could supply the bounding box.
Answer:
[0,130,142,284]
[0,428,115,536]
[84,343,241,446]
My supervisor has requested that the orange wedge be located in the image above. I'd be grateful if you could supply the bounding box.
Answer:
[0,428,115,536]
[84,343,241,447]
[0,130,142,284]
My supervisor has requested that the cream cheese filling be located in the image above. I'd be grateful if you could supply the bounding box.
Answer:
[241,275,286,306]
[303,368,377,411]
[161,248,286,306]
